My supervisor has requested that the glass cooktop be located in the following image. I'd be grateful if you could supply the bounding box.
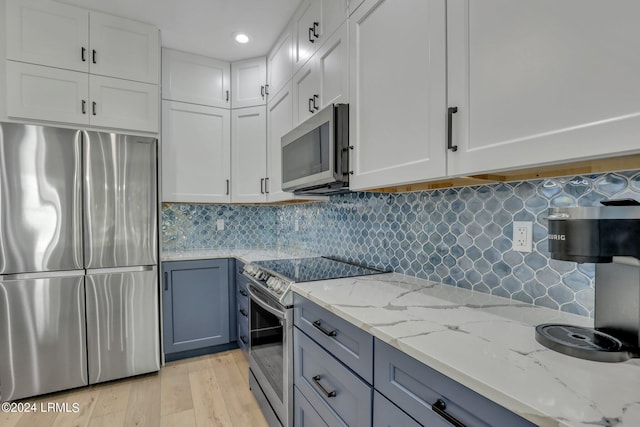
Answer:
[252,256,386,283]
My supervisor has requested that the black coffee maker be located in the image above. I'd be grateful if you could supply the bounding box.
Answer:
[536,200,640,362]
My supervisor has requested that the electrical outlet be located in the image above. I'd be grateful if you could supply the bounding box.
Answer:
[294,219,299,232]
[512,221,533,252]
[216,219,225,231]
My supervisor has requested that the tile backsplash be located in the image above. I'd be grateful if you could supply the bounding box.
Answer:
[162,170,640,317]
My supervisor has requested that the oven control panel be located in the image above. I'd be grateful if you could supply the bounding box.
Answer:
[243,264,289,296]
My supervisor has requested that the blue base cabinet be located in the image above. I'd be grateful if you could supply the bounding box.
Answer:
[162,259,232,360]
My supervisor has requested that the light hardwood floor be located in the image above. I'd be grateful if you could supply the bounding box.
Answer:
[0,349,269,427]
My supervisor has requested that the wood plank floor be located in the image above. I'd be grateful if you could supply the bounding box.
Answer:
[0,350,268,427]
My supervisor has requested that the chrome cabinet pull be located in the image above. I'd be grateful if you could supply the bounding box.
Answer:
[92,49,97,64]
[447,106,458,152]
[81,47,87,62]
[312,375,336,398]
[313,320,337,337]
[432,399,466,427]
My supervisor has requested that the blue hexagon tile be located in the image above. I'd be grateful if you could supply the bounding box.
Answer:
[162,170,640,318]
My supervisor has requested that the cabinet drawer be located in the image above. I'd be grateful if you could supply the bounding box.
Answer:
[294,328,371,427]
[294,294,373,383]
[373,391,424,427]
[238,299,249,323]
[375,339,536,427]
[294,386,329,427]
[238,313,249,356]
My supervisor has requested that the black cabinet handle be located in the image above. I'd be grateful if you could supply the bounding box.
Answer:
[312,22,319,39]
[239,289,248,297]
[312,375,336,398]
[92,49,97,64]
[260,85,265,99]
[432,399,466,427]
[260,178,265,194]
[164,272,168,291]
[81,100,87,114]
[447,106,458,152]
[308,98,315,113]
[226,179,230,195]
[92,101,97,116]
[313,320,337,337]
[240,335,248,345]
[81,47,86,62]
[239,308,248,317]
[226,90,229,102]
[308,26,315,43]
[265,177,270,194]
[265,84,269,96]
[313,94,319,111]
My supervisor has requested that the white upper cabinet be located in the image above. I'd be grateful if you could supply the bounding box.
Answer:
[89,75,158,132]
[6,0,89,73]
[267,24,293,102]
[266,83,295,202]
[292,0,348,73]
[89,11,159,84]
[231,57,267,108]
[349,0,447,191]
[6,0,159,84]
[231,106,268,203]
[162,101,231,203]
[162,48,230,108]
[447,0,640,177]
[293,21,348,126]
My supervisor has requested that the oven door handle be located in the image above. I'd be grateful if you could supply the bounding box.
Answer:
[248,285,286,320]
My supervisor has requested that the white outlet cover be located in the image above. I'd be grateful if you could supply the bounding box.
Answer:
[216,219,225,231]
[512,221,533,252]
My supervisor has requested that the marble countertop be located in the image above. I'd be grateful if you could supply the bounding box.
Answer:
[291,273,640,427]
[161,248,315,263]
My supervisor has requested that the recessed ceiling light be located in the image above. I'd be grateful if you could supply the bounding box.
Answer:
[234,33,249,44]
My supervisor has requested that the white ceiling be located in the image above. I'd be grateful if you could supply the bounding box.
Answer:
[54,0,303,61]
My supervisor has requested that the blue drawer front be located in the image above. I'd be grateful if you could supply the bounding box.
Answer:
[294,327,371,427]
[237,313,249,356]
[294,293,373,383]
[294,386,329,427]
[373,391,426,427]
[375,339,536,427]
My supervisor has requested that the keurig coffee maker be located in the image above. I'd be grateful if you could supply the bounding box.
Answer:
[535,200,640,362]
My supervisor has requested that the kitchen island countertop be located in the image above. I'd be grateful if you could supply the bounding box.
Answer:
[291,273,640,427]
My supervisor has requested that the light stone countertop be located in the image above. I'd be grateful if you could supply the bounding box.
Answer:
[291,273,640,427]
[161,248,315,263]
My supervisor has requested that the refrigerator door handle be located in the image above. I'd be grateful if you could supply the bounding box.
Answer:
[0,270,85,281]
[86,265,157,275]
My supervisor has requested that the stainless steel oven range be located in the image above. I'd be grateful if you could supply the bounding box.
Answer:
[242,256,386,427]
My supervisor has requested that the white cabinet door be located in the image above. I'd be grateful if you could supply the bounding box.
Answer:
[162,101,231,203]
[266,84,295,202]
[321,0,349,43]
[231,58,267,108]
[293,0,321,73]
[317,21,349,109]
[231,106,267,203]
[292,57,320,126]
[89,75,158,132]
[6,0,89,73]
[447,0,640,177]
[162,48,230,108]
[349,0,447,191]
[267,25,293,102]
[7,61,89,125]
[89,11,159,84]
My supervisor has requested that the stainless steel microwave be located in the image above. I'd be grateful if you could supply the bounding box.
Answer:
[281,103,350,195]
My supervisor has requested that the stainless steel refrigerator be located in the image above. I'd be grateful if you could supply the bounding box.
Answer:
[0,123,160,402]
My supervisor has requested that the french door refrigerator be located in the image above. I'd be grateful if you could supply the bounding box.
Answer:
[0,123,160,402]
